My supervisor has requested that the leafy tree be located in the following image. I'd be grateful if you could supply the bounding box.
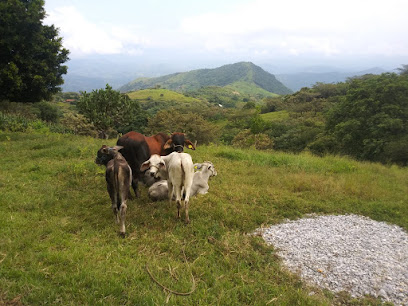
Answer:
[0,0,69,102]
[326,73,408,163]
[76,84,147,138]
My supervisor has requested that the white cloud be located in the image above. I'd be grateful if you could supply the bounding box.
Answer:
[44,6,149,56]
[180,0,408,57]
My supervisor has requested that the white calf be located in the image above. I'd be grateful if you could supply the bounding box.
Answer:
[190,162,217,196]
[141,152,194,223]
[148,161,217,200]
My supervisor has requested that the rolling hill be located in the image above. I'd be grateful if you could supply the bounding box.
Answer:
[119,62,292,96]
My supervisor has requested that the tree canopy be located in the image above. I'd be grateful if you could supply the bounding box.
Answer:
[76,84,147,139]
[325,73,408,164]
[0,0,69,102]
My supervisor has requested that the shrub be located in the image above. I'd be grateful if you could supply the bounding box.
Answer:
[232,130,274,150]
[34,101,60,123]
[59,112,98,137]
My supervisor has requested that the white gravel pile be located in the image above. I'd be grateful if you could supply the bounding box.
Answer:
[259,214,408,305]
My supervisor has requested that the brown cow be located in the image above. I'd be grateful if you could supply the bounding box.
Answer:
[116,132,195,197]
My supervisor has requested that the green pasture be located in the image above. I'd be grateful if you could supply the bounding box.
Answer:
[0,132,406,304]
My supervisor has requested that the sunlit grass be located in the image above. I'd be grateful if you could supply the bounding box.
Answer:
[127,89,200,104]
[0,132,406,304]
[260,110,290,121]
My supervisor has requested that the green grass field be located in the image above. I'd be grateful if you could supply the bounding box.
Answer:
[1,131,407,304]
[127,89,201,104]
[260,111,290,121]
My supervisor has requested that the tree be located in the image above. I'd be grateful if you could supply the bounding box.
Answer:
[325,73,408,163]
[76,84,147,139]
[0,0,69,102]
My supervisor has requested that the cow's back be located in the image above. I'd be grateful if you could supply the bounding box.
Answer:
[117,132,170,183]
[117,132,150,179]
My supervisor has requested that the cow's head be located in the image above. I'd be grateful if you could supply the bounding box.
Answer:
[164,132,196,153]
[194,161,217,177]
[140,154,166,179]
[95,145,123,166]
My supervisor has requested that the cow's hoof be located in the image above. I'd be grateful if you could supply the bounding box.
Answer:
[185,219,190,224]
[119,232,126,238]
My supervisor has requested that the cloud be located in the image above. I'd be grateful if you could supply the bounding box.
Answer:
[180,0,408,57]
[44,6,149,56]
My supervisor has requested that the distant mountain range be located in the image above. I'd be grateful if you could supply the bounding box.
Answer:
[274,67,386,92]
[119,62,292,95]
[60,56,389,93]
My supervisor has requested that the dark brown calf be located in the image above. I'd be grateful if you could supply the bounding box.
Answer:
[96,145,132,236]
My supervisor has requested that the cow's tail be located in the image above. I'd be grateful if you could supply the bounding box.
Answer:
[181,160,194,202]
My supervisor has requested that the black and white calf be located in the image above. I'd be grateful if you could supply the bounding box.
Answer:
[96,145,132,236]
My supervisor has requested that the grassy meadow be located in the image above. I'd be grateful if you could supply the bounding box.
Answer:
[0,131,407,305]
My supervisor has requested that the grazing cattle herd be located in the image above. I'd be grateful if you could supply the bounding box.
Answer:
[96,132,215,235]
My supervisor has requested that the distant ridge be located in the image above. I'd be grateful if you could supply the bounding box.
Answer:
[119,62,292,95]
[275,67,386,92]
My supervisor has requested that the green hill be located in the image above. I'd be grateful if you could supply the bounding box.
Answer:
[119,62,292,96]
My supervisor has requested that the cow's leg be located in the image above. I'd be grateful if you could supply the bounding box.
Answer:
[132,178,139,198]
[174,185,182,220]
[119,202,127,237]
[167,181,174,208]
[107,182,119,223]
[183,187,191,224]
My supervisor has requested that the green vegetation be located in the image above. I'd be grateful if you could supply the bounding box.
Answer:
[260,110,290,121]
[76,84,148,138]
[119,62,292,96]
[1,131,406,304]
[323,73,408,164]
[0,0,69,102]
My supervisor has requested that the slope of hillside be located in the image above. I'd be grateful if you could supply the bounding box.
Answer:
[119,62,292,95]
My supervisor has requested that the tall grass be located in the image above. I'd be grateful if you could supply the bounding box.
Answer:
[0,132,406,304]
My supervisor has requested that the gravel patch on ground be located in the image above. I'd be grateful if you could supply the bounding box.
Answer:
[258,214,408,305]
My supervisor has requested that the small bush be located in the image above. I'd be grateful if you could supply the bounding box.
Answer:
[232,130,274,150]
[59,113,98,137]
[34,101,60,123]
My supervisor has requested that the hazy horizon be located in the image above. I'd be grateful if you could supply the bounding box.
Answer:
[43,0,408,91]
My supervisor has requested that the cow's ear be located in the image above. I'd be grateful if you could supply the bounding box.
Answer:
[193,163,202,170]
[159,161,166,169]
[112,145,123,151]
[101,145,110,154]
[164,139,173,149]
[184,139,196,150]
[140,161,150,172]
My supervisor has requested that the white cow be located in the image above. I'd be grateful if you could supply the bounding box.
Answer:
[148,161,217,200]
[141,152,194,223]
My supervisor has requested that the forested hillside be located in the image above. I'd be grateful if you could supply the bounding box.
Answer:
[119,62,292,96]
[2,66,408,166]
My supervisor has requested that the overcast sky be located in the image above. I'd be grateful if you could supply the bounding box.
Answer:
[44,0,408,70]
